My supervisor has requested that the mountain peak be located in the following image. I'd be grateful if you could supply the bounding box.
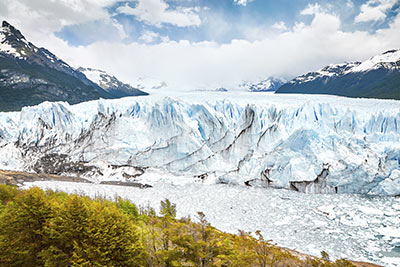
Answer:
[1,20,25,41]
[2,20,10,28]
[78,67,148,97]
[382,49,399,55]
[240,77,286,92]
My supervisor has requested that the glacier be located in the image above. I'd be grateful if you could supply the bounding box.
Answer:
[0,92,399,195]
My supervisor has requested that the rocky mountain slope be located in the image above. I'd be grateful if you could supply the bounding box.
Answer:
[0,21,146,112]
[276,50,400,100]
[77,67,147,98]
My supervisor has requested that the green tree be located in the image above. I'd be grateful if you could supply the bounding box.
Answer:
[160,199,176,218]
[0,184,18,205]
[42,196,146,266]
[117,197,139,219]
[0,187,53,266]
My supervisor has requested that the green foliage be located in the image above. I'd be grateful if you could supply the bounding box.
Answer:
[0,188,146,266]
[117,197,139,218]
[160,198,177,219]
[0,187,53,266]
[0,184,18,205]
[0,187,357,267]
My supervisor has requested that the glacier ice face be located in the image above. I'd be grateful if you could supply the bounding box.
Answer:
[0,92,399,195]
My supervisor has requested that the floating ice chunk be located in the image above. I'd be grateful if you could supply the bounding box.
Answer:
[377,227,400,238]
[359,206,384,216]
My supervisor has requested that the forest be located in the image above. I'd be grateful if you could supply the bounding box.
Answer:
[0,185,356,266]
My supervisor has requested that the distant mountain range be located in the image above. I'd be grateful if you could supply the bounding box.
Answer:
[0,21,147,112]
[1,20,398,107]
[276,50,400,100]
[241,77,286,92]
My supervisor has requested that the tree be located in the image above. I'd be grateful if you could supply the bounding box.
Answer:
[117,197,139,219]
[43,196,146,266]
[160,199,176,219]
[0,187,53,266]
[0,184,18,205]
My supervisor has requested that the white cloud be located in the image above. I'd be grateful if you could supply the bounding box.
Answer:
[355,0,398,23]
[139,30,159,43]
[272,21,288,31]
[116,0,201,27]
[44,8,400,91]
[346,0,355,9]
[233,0,253,6]
[2,1,400,91]
[0,0,125,44]
[300,3,322,15]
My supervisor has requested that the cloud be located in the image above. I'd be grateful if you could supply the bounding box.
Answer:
[300,3,322,15]
[346,0,355,9]
[2,1,400,91]
[0,0,125,44]
[45,7,400,91]
[116,0,201,27]
[139,30,159,43]
[233,0,253,6]
[355,0,398,23]
[272,21,288,31]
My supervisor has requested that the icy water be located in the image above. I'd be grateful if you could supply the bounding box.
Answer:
[23,181,400,266]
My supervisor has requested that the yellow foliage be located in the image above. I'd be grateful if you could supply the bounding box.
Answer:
[0,185,356,267]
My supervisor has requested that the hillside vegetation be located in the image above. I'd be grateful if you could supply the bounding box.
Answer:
[0,185,356,266]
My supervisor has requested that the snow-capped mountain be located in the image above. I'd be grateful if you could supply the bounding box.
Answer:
[286,62,361,85]
[240,77,286,92]
[276,50,400,100]
[0,21,94,85]
[0,21,144,112]
[77,67,148,98]
[0,93,399,196]
[130,77,168,91]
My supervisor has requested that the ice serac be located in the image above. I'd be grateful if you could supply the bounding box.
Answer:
[0,94,399,196]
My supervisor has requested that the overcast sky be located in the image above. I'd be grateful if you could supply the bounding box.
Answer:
[1,0,400,90]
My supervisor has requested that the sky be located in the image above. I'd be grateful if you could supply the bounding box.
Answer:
[1,0,400,90]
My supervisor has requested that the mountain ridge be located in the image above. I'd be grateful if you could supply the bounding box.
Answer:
[77,67,148,98]
[276,50,400,100]
[0,21,147,112]
[240,77,286,92]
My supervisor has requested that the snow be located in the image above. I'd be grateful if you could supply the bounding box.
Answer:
[133,76,168,91]
[291,62,361,84]
[22,180,400,266]
[289,50,400,86]
[352,50,400,72]
[0,28,19,57]
[0,25,29,59]
[0,92,399,195]
[80,68,104,85]
[0,41,18,56]
[240,77,286,92]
